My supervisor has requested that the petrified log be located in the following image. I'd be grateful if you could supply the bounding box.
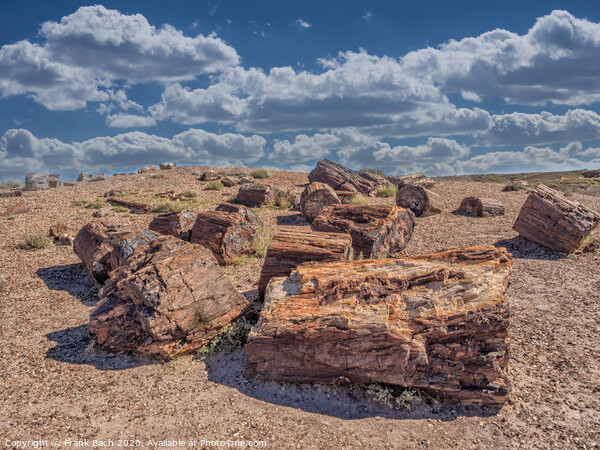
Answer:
[311,205,415,258]
[388,173,435,189]
[190,210,260,264]
[459,197,505,217]
[138,166,157,173]
[149,210,198,240]
[108,198,153,213]
[236,184,279,206]
[246,245,512,406]
[513,184,600,254]
[396,185,442,217]
[25,173,61,190]
[335,190,356,204]
[1,201,31,216]
[215,202,264,228]
[0,190,23,198]
[257,228,353,297]
[583,169,600,178]
[299,182,341,222]
[308,159,387,195]
[73,221,160,283]
[90,236,249,360]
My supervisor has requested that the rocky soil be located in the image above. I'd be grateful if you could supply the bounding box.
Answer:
[1,166,599,449]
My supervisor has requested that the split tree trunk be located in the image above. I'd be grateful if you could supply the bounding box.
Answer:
[396,185,442,217]
[308,159,387,195]
[257,227,353,297]
[246,245,513,406]
[311,205,415,258]
[236,184,279,206]
[299,182,341,222]
[90,236,249,360]
[149,210,198,240]
[513,184,600,254]
[190,210,260,264]
[459,197,505,217]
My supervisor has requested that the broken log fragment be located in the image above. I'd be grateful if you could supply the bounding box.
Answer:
[513,184,600,254]
[236,184,279,206]
[396,185,442,217]
[149,210,198,240]
[583,169,600,178]
[311,204,415,258]
[108,198,153,213]
[0,190,23,198]
[257,227,353,297]
[90,236,249,360]
[1,201,31,216]
[299,182,341,222]
[459,197,505,217]
[246,245,513,406]
[190,210,260,264]
[335,190,356,204]
[215,202,264,229]
[308,159,387,195]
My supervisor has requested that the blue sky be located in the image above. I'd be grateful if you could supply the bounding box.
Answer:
[1,1,600,180]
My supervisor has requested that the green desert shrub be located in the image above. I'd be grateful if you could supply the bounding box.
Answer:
[197,318,256,357]
[206,181,224,190]
[376,184,398,198]
[85,199,105,209]
[254,228,270,258]
[23,229,51,250]
[151,200,185,213]
[251,168,271,179]
[350,194,370,205]
[0,179,24,189]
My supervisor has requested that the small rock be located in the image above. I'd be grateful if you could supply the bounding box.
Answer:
[138,166,158,173]
[25,173,61,190]
[221,176,236,187]
[200,170,220,181]
[92,209,108,218]
[238,177,254,185]
[49,224,68,238]
[104,189,124,197]
[58,233,74,246]
[159,162,176,170]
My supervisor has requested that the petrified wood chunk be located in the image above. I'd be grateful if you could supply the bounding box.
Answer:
[335,190,356,204]
[90,236,249,360]
[246,245,512,406]
[200,170,220,181]
[73,221,160,283]
[459,197,505,217]
[396,185,442,217]
[159,162,176,170]
[583,169,600,178]
[138,166,157,173]
[0,190,23,198]
[49,223,68,238]
[1,201,31,216]
[236,184,279,206]
[25,173,61,190]
[311,205,415,258]
[149,210,198,240]
[108,198,153,213]
[257,228,353,297]
[513,184,600,254]
[190,210,260,264]
[215,202,264,228]
[299,182,341,222]
[308,159,386,195]
[388,173,435,189]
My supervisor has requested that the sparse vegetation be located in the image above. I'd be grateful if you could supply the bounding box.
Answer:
[206,181,224,190]
[22,229,51,250]
[71,199,89,206]
[563,187,573,197]
[376,184,398,198]
[112,206,128,213]
[251,168,271,179]
[182,190,197,199]
[264,191,293,209]
[197,317,256,357]
[85,199,105,209]
[151,173,165,179]
[254,228,270,258]
[0,179,24,189]
[230,254,257,265]
[350,194,370,205]
[151,200,185,213]
[364,383,421,410]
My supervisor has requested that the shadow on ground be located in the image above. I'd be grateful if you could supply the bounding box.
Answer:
[276,213,309,226]
[37,263,99,306]
[495,236,566,260]
[203,348,500,421]
[45,324,154,370]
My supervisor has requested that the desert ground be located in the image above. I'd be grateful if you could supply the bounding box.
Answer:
[1,166,599,449]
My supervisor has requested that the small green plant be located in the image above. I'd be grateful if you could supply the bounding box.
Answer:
[71,199,89,206]
[197,318,256,357]
[206,180,224,190]
[372,251,389,259]
[218,169,230,175]
[365,383,421,410]
[151,173,165,179]
[251,168,270,179]
[563,187,573,197]
[376,185,398,198]
[350,194,370,205]
[254,228,270,258]
[112,206,127,213]
[230,254,256,265]
[182,190,197,199]
[151,200,185,213]
[74,214,84,220]
[5,215,17,220]
[0,179,24,189]
[86,199,105,209]
[264,191,293,210]
[23,229,51,250]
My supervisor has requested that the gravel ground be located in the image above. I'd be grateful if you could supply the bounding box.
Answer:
[1,167,599,449]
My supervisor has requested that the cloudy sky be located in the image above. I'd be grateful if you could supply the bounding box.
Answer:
[1,1,600,179]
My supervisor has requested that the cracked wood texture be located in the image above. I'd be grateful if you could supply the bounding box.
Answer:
[236,184,279,206]
[246,245,513,406]
[299,182,341,222]
[459,197,505,217]
[396,185,442,217]
[257,227,353,298]
[311,204,415,258]
[513,184,600,254]
[190,210,260,264]
[149,210,198,240]
[73,221,160,283]
[215,202,264,229]
[90,236,249,360]
[308,159,386,195]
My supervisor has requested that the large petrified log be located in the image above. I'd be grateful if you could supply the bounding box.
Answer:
[257,228,353,297]
[513,184,600,254]
[190,210,260,264]
[246,245,512,406]
[236,184,279,206]
[216,202,264,228]
[90,236,249,360]
[73,221,160,283]
[0,190,23,198]
[149,210,198,240]
[396,185,442,217]
[459,197,505,217]
[308,159,388,195]
[583,169,600,178]
[299,182,341,222]
[311,205,415,258]
[25,173,61,190]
